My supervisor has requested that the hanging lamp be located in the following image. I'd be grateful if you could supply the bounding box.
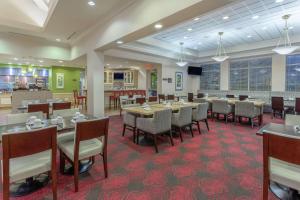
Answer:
[212,32,229,62]
[176,42,188,67]
[273,14,299,55]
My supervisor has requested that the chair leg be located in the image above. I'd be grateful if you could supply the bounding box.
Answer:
[52,167,57,200]
[103,151,108,178]
[263,178,269,200]
[74,161,79,192]
[3,172,9,200]
[133,127,136,143]
[153,134,159,153]
[179,127,183,142]
[169,130,174,146]
[225,115,228,124]
[59,150,65,174]
[250,118,254,128]
[205,119,209,131]
[122,124,126,136]
[136,129,140,144]
[189,124,194,137]
[196,121,201,134]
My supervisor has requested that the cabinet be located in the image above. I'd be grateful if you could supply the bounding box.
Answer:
[104,71,113,84]
[124,71,134,85]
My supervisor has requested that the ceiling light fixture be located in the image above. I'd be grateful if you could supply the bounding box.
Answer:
[187,28,193,31]
[88,1,96,6]
[39,60,44,63]
[154,23,163,29]
[59,60,63,63]
[13,58,18,61]
[212,32,229,62]
[252,15,259,19]
[247,35,252,38]
[194,17,200,21]
[273,14,299,55]
[176,42,188,67]
[56,38,61,42]
[116,40,123,44]
[276,0,284,3]
[223,16,229,20]
[183,36,189,39]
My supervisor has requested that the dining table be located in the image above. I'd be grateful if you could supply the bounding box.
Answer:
[0,114,99,197]
[257,123,300,200]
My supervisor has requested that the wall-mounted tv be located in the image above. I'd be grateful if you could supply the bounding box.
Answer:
[187,66,202,76]
[113,72,124,80]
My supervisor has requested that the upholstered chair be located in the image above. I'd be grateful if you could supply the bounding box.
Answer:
[123,111,138,142]
[192,103,209,134]
[119,95,129,115]
[235,101,261,128]
[285,114,300,126]
[136,109,173,153]
[53,108,80,118]
[212,99,234,123]
[6,112,44,125]
[171,106,193,142]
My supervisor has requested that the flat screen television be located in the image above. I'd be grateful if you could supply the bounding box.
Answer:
[114,72,124,80]
[188,66,202,76]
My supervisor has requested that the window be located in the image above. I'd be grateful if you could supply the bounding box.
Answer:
[230,57,271,91]
[286,54,300,91]
[200,63,220,90]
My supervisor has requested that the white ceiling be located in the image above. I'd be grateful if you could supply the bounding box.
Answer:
[0,0,136,43]
[148,0,300,52]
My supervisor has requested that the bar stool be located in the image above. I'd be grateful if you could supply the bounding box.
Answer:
[73,90,87,109]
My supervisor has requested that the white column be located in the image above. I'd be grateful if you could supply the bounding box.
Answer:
[86,50,105,117]
[272,54,286,92]
[220,60,229,91]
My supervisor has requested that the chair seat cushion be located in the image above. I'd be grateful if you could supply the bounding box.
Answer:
[59,139,103,161]
[270,157,300,191]
[57,131,75,145]
[7,150,51,183]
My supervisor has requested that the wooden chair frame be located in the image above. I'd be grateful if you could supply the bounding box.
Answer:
[28,103,50,119]
[52,102,71,111]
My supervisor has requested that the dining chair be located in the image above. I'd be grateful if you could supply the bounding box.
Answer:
[226,94,235,98]
[28,103,50,119]
[53,102,71,110]
[6,111,43,125]
[119,95,129,116]
[167,95,175,101]
[136,97,146,105]
[192,103,209,134]
[148,96,158,103]
[58,117,109,192]
[262,131,300,200]
[171,106,193,142]
[271,97,286,119]
[73,90,87,109]
[239,95,248,101]
[197,93,205,98]
[212,99,234,123]
[53,108,80,118]
[136,109,173,153]
[188,93,194,102]
[122,112,137,142]
[294,98,300,114]
[158,94,165,103]
[285,114,300,126]
[2,126,57,200]
[235,101,260,128]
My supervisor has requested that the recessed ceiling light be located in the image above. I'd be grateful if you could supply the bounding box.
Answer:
[262,27,268,30]
[106,63,110,66]
[289,26,294,29]
[187,28,193,31]
[88,1,95,6]
[194,17,200,21]
[183,36,189,39]
[39,60,44,63]
[59,60,63,63]
[56,38,61,42]
[223,16,229,20]
[247,35,252,38]
[154,23,163,29]
[13,57,18,61]
[116,40,123,44]
[275,0,284,3]
[252,15,259,19]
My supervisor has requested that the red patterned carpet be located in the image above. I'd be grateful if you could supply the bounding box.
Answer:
[1,114,283,200]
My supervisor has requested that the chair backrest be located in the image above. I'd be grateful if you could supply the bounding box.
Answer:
[133,95,142,99]
[239,95,248,101]
[6,111,44,125]
[136,97,146,105]
[53,102,71,110]
[148,96,158,102]
[188,93,193,102]
[153,109,172,132]
[193,103,208,120]
[285,114,300,126]
[53,108,80,118]
[177,106,193,125]
[235,101,255,117]
[212,99,229,113]
[197,93,204,98]
[263,132,300,190]
[271,97,284,111]
[226,94,235,98]
[295,98,300,113]
[167,95,175,100]
[28,103,50,119]
[158,94,165,103]
[73,90,79,98]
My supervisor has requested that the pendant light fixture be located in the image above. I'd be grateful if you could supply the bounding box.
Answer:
[176,42,188,67]
[273,14,299,55]
[212,32,229,62]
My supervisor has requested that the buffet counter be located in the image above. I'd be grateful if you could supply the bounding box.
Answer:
[104,89,146,108]
[0,92,12,108]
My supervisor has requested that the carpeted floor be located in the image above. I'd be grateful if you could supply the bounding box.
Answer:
[1,114,283,200]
